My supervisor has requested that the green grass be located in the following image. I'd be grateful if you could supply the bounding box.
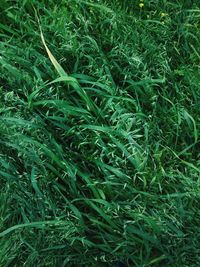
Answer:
[0,0,200,266]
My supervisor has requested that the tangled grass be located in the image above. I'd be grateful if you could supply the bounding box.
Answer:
[0,0,200,266]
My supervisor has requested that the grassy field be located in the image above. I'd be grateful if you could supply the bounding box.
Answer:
[0,0,200,266]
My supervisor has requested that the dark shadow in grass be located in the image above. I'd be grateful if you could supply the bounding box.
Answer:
[116,261,128,267]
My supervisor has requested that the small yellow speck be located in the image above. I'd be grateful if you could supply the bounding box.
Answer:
[161,12,168,17]
[139,3,144,8]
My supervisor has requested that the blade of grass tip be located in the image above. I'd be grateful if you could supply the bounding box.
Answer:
[46,76,78,86]
[31,167,43,198]
[34,9,96,113]
[182,109,198,143]
[147,255,167,266]
[178,143,196,156]
[32,99,89,115]
[34,8,66,77]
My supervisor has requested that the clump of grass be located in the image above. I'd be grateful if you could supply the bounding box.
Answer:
[0,0,200,266]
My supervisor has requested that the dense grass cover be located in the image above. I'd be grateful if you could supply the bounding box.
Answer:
[0,0,200,266]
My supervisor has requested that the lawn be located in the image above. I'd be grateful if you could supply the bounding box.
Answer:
[0,0,200,266]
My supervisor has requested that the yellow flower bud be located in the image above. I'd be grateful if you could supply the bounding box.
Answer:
[139,3,144,8]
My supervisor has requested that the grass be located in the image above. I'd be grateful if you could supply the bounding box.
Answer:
[0,0,200,266]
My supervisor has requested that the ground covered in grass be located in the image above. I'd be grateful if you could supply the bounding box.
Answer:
[0,0,200,266]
